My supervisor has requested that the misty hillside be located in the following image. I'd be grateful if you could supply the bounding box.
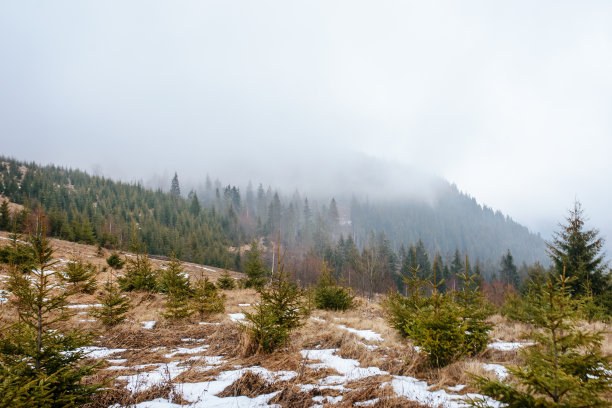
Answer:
[0,156,546,280]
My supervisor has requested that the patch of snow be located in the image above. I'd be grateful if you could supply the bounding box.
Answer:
[164,345,209,358]
[355,399,380,407]
[300,348,499,408]
[181,338,207,343]
[391,376,503,408]
[337,325,383,342]
[300,349,386,385]
[483,363,509,380]
[67,304,102,309]
[487,341,532,351]
[107,358,128,364]
[310,316,326,323]
[238,303,250,307]
[199,322,220,326]
[126,397,182,407]
[176,366,294,406]
[141,321,156,329]
[447,384,466,392]
[228,313,245,322]
[313,395,343,404]
[192,356,224,367]
[80,346,127,359]
[118,362,188,394]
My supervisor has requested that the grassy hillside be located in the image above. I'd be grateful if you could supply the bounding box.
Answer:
[1,234,608,407]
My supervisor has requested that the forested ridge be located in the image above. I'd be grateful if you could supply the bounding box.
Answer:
[0,156,546,281]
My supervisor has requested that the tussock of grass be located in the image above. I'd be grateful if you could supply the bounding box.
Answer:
[217,371,277,397]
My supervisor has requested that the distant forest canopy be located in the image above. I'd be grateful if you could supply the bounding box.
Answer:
[0,156,546,282]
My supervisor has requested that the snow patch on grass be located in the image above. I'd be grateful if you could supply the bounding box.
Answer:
[483,363,509,380]
[228,313,245,322]
[337,325,383,342]
[141,320,156,329]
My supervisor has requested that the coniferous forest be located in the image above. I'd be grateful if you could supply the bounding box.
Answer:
[0,156,545,287]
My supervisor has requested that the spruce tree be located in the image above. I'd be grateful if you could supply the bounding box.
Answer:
[216,270,236,290]
[1,220,99,406]
[500,249,520,289]
[244,240,268,289]
[190,273,224,318]
[160,255,193,319]
[91,253,130,326]
[314,261,355,311]
[547,200,611,311]
[118,248,157,292]
[170,172,181,198]
[0,200,9,230]
[158,254,191,296]
[61,259,98,294]
[243,247,308,353]
[469,271,612,407]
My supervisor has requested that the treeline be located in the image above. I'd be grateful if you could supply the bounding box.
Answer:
[1,157,546,283]
[0,158,238,269]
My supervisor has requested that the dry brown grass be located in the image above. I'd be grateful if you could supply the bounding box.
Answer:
[4,233,611,407]
[217,371,277,398]
[268,385,313,407]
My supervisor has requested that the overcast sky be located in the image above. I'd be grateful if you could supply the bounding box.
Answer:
[1,1,611,252]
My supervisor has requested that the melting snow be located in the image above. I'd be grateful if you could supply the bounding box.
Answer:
[487,341,532,351]
[80,346,127,359]
[483,363,509,380]
[337,325,383,342]
[118,361,189,393]
[164,345,209,358]
[67,304,102,309]
[238,303,250,307]
[228,313,245,322]
[141,321,157,329]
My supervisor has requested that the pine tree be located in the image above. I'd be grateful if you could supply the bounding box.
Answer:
[243,244,308,353]
[0,199,10,230]
[216,270,236,290]
[91,253,130,326]
[170,172,181,198]
[500,249,520,289]
[91,279,131,326]
[469,271,612,407]
[61,259,98,294]
[190,273,224,318]
[455,255,492,356]
[314,261,355,311]
[118,249,157,292]
[158,254,191,296]
[547,200,611,311]
[1,220,99,406]
[160,255,193,319]
[244,240,268,289]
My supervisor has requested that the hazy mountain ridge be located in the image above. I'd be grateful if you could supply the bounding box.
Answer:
[0,156,547,276]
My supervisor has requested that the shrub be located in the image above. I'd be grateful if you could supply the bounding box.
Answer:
[244,240,268,289]
[118,250,157,292]
[314,262,354,311]
[217,270,236,290]
[91,279,131,326]
[61,258,98,294]
[384,256,491,367]
[243,256,308,353]
[191,276,224,317]
[158,254,191,296]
